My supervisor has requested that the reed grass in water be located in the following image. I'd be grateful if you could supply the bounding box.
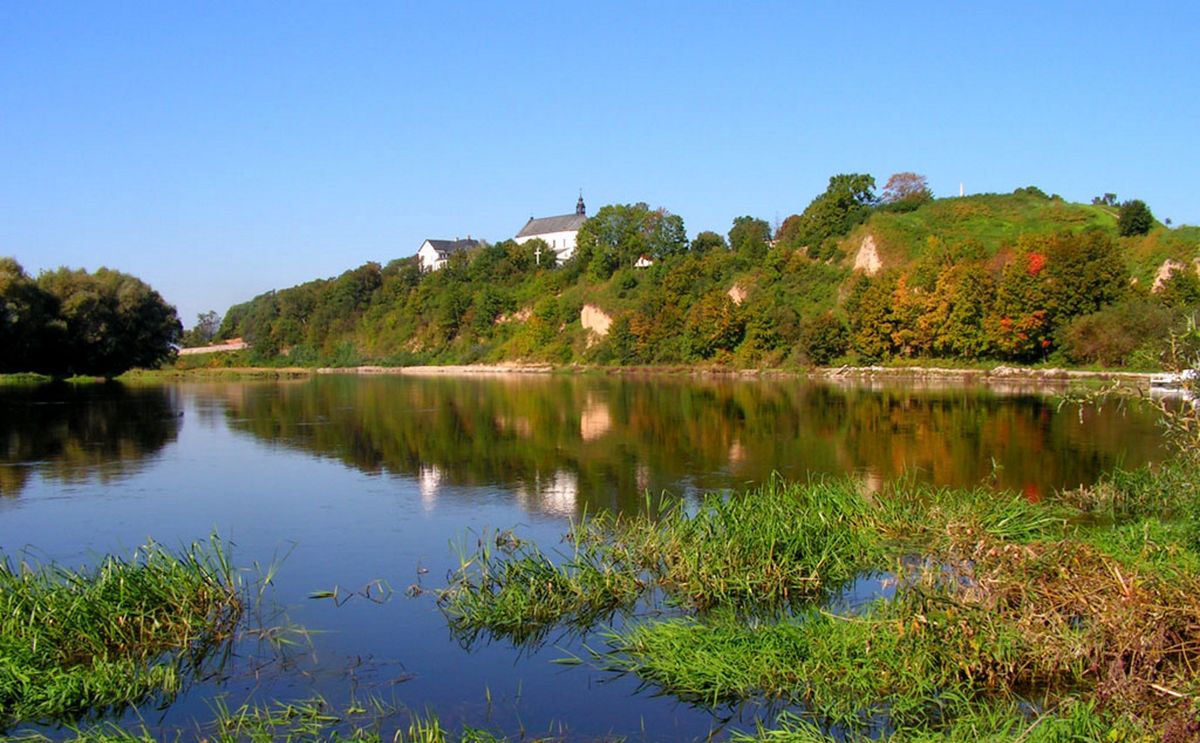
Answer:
[0,536,242,726]
[441,462,1200,738]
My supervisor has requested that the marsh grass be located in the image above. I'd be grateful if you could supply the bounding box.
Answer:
[7,698,531,742]
[730,698,1152,742]
[439,476,883,647]
[440,529,643,648]
[0,536,243,727]
[439,458,1200,738]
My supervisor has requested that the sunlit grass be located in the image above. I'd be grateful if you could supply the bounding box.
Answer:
[0,536,243,727]
[439,459,1200,738]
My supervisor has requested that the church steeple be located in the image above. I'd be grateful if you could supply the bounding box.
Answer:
[576,191,586,217]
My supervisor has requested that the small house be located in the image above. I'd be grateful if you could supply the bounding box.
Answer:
[417,238,480,272]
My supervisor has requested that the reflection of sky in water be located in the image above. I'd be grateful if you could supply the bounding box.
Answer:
[0,377,1175,740]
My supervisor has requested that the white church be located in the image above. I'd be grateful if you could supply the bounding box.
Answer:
[514,195,588,264]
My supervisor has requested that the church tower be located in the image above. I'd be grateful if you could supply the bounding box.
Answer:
[576,192,586,217]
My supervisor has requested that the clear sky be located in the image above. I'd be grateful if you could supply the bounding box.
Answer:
[3,2,1197,326]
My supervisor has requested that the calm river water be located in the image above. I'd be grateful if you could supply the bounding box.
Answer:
[0,374,1169,739]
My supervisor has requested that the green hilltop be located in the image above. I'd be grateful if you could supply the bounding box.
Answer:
[210,179,1200,371]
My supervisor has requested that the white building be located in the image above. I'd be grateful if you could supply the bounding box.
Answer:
[514,196,588,264]
[416,238,480,272]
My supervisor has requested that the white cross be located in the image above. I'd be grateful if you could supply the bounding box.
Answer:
[534,244,543,266]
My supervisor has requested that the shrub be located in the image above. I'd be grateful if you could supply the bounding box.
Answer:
[1059,300,1173,367]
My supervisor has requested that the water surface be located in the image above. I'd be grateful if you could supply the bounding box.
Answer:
[0,375,1168,739]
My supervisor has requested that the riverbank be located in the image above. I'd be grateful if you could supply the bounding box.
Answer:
[123,361,1162,390]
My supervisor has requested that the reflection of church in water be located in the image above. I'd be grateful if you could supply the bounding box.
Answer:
[415,463,581,517]
[415,392,622,516]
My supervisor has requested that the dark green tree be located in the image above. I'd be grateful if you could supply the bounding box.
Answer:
[690,231,727,254]
[0,258,60,373]
[799,312,849,366]
[575,203,688,269]
[36,266,182,377]
[781,173,877,258]
[728,216,771,261]
[1117,199,1154,237]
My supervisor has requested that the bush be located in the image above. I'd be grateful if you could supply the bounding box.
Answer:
[799,313,849,366]
[1059,300,1173,367]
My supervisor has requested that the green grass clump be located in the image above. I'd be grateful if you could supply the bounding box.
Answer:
[874,484,1071,548]
[0,373,53,386]
[439,476,882,646]
[0,537,242,727]
[603,596,1024,726]
[439,530,642,647]
[730,698,1154,742]
[441,458,1200,738]
[8,698,515,742]
[615,475,881,610]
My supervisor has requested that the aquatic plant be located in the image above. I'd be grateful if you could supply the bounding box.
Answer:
[0,536,242,727]
[439,476,883,647]
[440,457,1200,737]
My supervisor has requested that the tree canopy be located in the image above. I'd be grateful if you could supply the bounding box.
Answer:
[728,216,771,260]
[1117,199,1154,237]
[881,172,932,207]
[1,259,181,377]
[778,173,877,258]
[574,203,688,271]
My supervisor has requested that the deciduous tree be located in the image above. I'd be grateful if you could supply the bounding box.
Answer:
[1117,199,1154,237]
[781,174,877,258]
[881,172,932,206]
[36,266,182,377]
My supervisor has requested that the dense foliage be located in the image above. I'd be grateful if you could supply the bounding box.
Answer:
[1,259,181,377]
[212,177,1199,370]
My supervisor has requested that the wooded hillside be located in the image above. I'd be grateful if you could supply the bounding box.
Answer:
[214,180,1200,370]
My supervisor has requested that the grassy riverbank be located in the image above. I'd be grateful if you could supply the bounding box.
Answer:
[438,461,1200,739]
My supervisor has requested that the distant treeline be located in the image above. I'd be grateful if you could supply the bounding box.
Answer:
[217,176,1200,370]
[0,259,181,377]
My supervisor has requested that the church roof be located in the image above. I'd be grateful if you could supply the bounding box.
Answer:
[516,213,587,238]
[423,238,479,257]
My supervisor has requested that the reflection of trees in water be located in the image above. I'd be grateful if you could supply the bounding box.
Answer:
[206,376,1166,516]
[0,383,181,497]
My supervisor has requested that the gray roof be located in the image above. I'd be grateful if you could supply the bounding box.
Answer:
[423,238,479,257]
[515,213,587,238]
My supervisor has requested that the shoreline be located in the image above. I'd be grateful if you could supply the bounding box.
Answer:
[242,362,1154,388]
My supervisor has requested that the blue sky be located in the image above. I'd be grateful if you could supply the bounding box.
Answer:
[3,2,1197,326]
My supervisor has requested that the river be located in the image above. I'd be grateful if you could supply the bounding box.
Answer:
[0,375,1168,739]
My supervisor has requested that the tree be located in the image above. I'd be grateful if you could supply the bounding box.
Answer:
[799,312,848,366]
[780,174,877,258]
[574,203,688,270]
[845,272,899,361]
[181,310,221,347]
[36,266,182,377]
[0,258,60,373]
[1118,199,1154,237]
[881,172,932,206]
[728,216,771,261]
[684,291,744,359]
[690,230,727,254]
[1041,229,1127,324]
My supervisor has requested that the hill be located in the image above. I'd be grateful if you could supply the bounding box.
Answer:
[212,187,1200,371]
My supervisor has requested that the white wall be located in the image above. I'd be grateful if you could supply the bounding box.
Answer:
[515,229,578,263]
[417,241,445,272]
